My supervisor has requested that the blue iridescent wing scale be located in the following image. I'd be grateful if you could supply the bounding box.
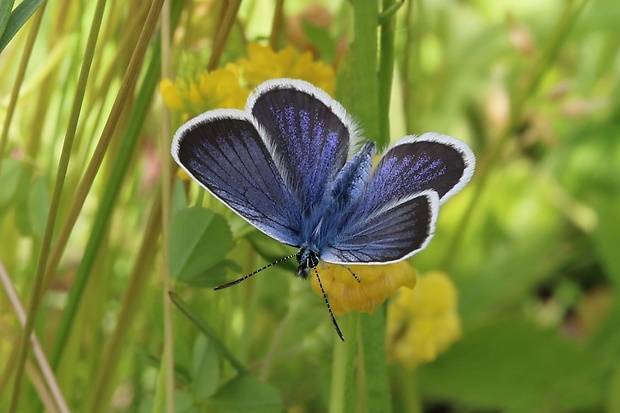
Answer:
[369,133,476,207]
[171,109,302,246]
[320,191,439,264]
[246,79,359,210]
[171,80,476,267]
[319,133,475,264]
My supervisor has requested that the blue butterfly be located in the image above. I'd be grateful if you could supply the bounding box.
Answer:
[171,78,475,339]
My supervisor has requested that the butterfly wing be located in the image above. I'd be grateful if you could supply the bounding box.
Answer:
[320,190,440,263]
[320,133,475,264]
[246,79,359,210]
[369,133,476,207]
[172,109,302,246]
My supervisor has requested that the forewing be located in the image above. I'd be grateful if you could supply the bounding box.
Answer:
[172,109,301,246]
[247,79,358,209]
[320,191,439,264]
[368,133,475,209]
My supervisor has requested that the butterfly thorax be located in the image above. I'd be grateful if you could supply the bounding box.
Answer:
[295,248,319,279]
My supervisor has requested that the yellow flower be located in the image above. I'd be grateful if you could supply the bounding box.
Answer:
[176,168,191,181]
[159,64,249,115]
[237,42,336,95]
[310,261,417,316]
[387,271,462,368]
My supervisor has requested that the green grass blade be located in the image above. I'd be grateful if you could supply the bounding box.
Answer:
[169,292,248,374]
[444,0,590,269]
[350,0,381,146]
[0,0,44,53]
[0,0,15,44]
[360,307,392,413]
[378,0,397,145]
[48,0,167,370]
[8,0,106,410]
[329,312,359,413]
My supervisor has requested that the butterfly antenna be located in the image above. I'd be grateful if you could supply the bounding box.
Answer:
[341,265,361,283]
[313,267,345,341]
[214,252,297,290]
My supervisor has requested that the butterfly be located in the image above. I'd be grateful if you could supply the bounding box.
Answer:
[171,78,475,340]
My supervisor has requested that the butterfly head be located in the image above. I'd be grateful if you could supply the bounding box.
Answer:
[296,248,320,279]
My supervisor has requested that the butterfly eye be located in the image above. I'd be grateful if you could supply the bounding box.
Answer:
[295,250,303,264]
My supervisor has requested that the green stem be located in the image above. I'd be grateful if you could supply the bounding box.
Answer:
[41,0,167,296]
[169,292,248,374]
[444,0,589,270]
[350,0,380,144]
[329,312,359,413]
[85,189,163,413]
[82,0,185,401]
[399,367,422,413]
[269,0,284,50]
[0,0,46,173]
[157,1,175,411]
[378,0,397,146]
[207,0,242,71]
[361,305,392,413]
[8,0,103,410]
[49,0,166,369]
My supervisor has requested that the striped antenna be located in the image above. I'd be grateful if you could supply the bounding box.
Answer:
[214,252,297,290]
[313,267,345,341]
[341,265,360,283]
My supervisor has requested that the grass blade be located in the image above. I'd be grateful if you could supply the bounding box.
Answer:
[0,0,44,53]
[169,292,248,374]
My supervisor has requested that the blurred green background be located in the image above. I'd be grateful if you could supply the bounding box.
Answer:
[1,0,619,412]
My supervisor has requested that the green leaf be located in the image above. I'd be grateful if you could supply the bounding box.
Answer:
[207,375,283,413]
[0,158,24,213]
[28,175,50,239]
[169,292,247,374]
[419,316,602,413]
[169,207,233,287]
[0,0,15,41]
[608,363,620,413]
[14,173,49,239]
[0,0,44,53]
[192,336,219,400]
[302,21,336,62]
[593,196,620,287]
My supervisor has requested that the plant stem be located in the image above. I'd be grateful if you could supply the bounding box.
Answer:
[49,0,166,370]
[269,0,285,50]
[444,0,589,270]
[159,1,175,411]
[329,312,359,413]
[350,0,380,143]
[0,1,47,173]
[8,0,104,410]
[378,0,397,146]
[207,0,242,71]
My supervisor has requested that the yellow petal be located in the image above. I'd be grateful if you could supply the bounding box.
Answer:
[387,270,462,368]
[311,261,417,316]
[188,79,204,108]
[159,78,187,112]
